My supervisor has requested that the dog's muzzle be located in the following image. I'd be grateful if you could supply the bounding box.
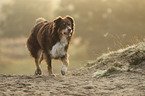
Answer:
[64,28,72,37]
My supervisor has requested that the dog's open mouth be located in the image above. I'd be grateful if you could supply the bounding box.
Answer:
[64,32,72,37]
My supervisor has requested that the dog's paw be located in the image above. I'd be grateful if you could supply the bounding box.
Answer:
[61,65,67,75]
[61,70,66,75]
[34,69,42,75]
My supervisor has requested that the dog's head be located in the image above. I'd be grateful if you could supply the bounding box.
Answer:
[54,16,75,38]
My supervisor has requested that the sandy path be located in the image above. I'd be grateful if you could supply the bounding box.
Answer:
[0,70,144,96]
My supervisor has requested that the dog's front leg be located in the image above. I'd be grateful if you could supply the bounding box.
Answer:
[44,53,55,76]
[61,56,69,75]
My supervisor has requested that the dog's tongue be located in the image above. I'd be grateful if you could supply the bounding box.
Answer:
[69,33,72,36]
[65,32,71,36]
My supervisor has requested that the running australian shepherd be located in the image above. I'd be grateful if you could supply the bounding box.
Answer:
[26,16,75,76]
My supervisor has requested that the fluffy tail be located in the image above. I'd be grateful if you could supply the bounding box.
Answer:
[35,17,47,24]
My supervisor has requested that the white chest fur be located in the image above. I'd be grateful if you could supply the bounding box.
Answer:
[50,35,68,59]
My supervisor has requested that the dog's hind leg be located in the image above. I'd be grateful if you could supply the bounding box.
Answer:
[39,51,43,64]
[34,58,42,75]
[34,60,41,75]
[34,50,43,75]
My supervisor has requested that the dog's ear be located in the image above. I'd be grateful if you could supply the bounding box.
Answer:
[65,16,75,31]
[54,16,62,25]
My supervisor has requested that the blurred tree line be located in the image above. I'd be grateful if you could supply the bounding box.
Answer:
[0,0,53,37]
[56,0,145,58]
[0,0,145,59]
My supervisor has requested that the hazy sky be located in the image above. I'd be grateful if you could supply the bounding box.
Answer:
[0,0,61,9]
[0,0,12,8]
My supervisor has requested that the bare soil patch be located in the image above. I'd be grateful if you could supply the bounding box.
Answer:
[0,42,145,96]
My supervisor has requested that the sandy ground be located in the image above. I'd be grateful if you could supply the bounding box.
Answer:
[0,67,144,96]
[1,42,145,96]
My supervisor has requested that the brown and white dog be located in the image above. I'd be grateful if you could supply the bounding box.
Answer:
[26,16,75,76]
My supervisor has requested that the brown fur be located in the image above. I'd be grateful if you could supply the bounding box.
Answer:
[26,16,75,76]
